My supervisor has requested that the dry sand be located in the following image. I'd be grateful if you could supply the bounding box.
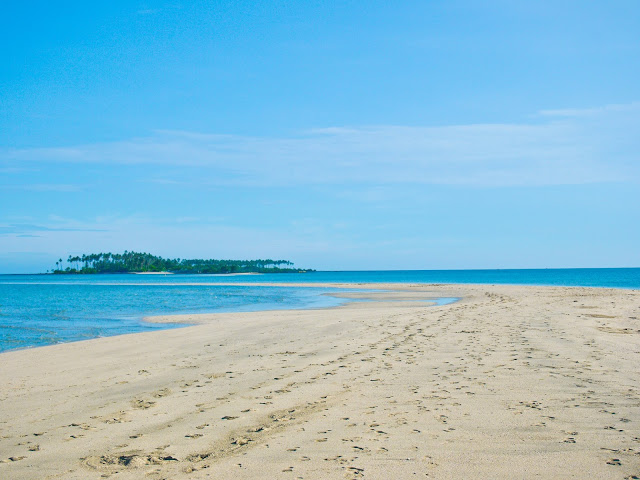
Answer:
[1,283,639,479]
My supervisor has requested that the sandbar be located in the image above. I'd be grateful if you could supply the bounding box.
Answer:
[1,283,639,479]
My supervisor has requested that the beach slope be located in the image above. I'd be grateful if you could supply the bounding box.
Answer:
[1,284,639,479]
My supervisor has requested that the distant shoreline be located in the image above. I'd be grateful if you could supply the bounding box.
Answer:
[132,271,174,275]
[132,272,262,276]
[46,270,300,275]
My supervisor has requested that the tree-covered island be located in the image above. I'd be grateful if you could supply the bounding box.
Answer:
[50,251,314,274]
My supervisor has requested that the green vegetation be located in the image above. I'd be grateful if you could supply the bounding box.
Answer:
[50,251,313,274]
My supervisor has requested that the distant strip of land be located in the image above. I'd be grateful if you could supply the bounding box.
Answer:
[50,251,313,274]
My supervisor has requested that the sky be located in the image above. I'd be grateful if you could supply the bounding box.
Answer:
[1,0,639,273]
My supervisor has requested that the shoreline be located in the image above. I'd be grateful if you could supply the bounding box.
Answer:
[132,272,264,276]
[1,283,639,478]
[0,282,461,355]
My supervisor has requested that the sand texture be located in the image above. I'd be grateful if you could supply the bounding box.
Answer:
[1,283,639,479]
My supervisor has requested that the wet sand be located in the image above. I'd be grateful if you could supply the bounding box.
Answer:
[1,283,639,479]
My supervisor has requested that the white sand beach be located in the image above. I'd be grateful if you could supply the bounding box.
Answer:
[1,283,639,479]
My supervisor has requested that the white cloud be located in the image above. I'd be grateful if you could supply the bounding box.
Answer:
[538,101,640,117]
[4,102,639,187]
[2,183,84,192]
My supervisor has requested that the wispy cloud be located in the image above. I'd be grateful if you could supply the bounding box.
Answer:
[0,223,106,236]
[143,178,186,185]
[538,102,640,117]
[4,103,639,187]
[2,183,84,192]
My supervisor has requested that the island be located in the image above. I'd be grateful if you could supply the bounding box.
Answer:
[50,251,313,274]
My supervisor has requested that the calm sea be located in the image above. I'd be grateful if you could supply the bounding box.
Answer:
[1,268,638,353]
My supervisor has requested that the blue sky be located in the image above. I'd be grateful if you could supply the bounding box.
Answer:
[1,1,639,272]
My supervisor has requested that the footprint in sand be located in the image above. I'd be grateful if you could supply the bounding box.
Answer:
[132,399,156,409]
[152,388,172,398]
[1,456,27,463]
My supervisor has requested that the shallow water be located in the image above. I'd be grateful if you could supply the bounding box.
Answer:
[0,281,353,352]
[1,268,638,352]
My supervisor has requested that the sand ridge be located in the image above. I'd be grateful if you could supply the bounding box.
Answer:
[0,283,639,479]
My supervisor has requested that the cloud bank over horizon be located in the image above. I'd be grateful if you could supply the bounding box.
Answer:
[4,102,639,190]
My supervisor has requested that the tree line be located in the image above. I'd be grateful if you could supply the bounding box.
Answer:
[50,251,313,274]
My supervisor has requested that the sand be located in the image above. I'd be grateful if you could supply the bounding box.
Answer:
[1,283,639,479]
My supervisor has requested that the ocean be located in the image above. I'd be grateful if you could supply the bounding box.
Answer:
[1,268,638,353]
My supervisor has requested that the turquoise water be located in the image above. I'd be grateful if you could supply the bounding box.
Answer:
[1,268,638,353]
[0,280,352,353]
